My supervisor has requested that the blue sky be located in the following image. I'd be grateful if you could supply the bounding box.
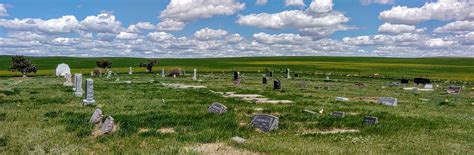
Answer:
[0,0,473,57]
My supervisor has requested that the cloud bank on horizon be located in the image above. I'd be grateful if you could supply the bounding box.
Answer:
[0,0,473,57]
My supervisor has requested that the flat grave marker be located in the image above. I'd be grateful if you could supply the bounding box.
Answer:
[251,114,279,132]
[363,116,378,125]
[208,102,228,114]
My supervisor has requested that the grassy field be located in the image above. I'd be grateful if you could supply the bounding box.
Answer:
[0,56,473,153]
[1,56,473,81]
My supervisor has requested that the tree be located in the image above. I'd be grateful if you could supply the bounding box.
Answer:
[9,55,38,77]
[96,59,112,68]
[139,59,160,73]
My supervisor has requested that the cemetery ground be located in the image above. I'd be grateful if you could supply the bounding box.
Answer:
[0,57,473,154]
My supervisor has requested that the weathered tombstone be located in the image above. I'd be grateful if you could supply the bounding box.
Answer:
[106,71,112,78]
[363,116,378,125]
[400,79,409,84]
[294,73,299,77]
[63,73,73,86]
[269,72,273,77]
[331,111,345,118]
[335,97,349,101]
[424,84,433,89]
[101,116,114,134]
[414,78,431,85]
[273,80,281,90]
[286,68,291,79]
[83,79,96,105]
[378,97,398,106]
[173,74,176,78]
[251,114,279,132]
[129,67,133,75]
[390,82,400,86]
[161,69,165,77]
[447,85,462,94]
[193,69,197,80]
[262,77,267,84]
[90,108,102,124]
[74,74,83,96]
[90,71,94,76]
[207,102,228,114]
[233,71,240,80]
[55,63,71,77]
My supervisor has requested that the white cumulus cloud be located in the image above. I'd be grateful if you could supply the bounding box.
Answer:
[156,19,185,31]
[434,20,474,34]
[307,0,333,14]
[256,0,267,6]
[0,3,8,17]
[194,28,229,40]
[285,0,305,7]
[80,13,123,33]
[159,0,245,22]
[378,23,424,34]
[253,32,312,45]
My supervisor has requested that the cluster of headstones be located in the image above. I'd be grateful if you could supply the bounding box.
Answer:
[70,74,96,105]
[330,111,379,125]
[90,108,115,134]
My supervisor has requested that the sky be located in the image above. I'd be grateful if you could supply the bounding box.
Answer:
[0,0,473,58]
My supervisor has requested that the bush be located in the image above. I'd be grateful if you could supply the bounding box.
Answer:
[96,59,112,68]
[9,55,37,77]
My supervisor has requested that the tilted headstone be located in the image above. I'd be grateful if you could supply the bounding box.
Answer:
[90,108,102,124]
[273,80,281,90]
[101,116,114,134]
[251,114,279,132]
[83,79,96,105]
[262,77,267,84]
[286,68,291,79]
[55,63,71,77]
[363,116,378,125]
[331,111,345,118]
[207,102,228,114]
[63,73,73,86]
[378,97,398,106]
[74,74,83,96]
[193,69,197,80]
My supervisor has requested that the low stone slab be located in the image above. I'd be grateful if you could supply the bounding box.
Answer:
[101,116,115,134]
[89,108,102,124]
[251,114,279,132]
[256,100,293,104]
[208,102,228,114]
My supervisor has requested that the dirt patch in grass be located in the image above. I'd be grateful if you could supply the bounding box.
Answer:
[186,143,259,155]
[157,128,175,134]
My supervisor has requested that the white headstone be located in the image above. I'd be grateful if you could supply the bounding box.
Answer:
[74,74,83,96]
[63,73,73,86]
[90,71,94,76]
[106,71,112,79]
[286,68,291,79]
[161,69,165,77]
[55,63,71,77]
[83,78,96,105]
[193,69,197,80]
[424,84,433,89]
[129,67,133,75]
[378,97,397,106]
[101,116,114,134]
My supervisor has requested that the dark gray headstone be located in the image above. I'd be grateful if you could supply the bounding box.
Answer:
[294,73,299,77]
[363,116,378,125]
[89,108,102,124]
[447,85,461,94]
[208,102,228,114]
[331,111,345,118]
[101,116,114,134]
[273,80,281,90]
[269,72,273,77]
[251,114,279,132]
[262,77,267,84]
[378,97,397,106]
[233,71,240,80]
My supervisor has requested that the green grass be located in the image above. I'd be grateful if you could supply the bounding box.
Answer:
[1,56,473,81]
[0,70,473,153]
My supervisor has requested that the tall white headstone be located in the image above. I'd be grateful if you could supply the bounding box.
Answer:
[161,69,165,77]
[55,63,71,77]
[74,74,83,96]
[106,71,112,79]
[193,69,197,80]
[287,68,291,79]
[90,71,94,76]
[83,78,96,105]
[63,73,73,86]
[129,67,133,75]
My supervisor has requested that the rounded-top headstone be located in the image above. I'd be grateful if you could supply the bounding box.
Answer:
[55,63,71,77]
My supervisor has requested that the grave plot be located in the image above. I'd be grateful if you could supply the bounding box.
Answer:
[214,91,293,104]
[161,83,207,89]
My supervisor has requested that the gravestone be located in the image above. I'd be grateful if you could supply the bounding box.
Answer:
[106,71,112,78]
[424,84,433,89]
[83,79,96,105]
[251,114,279,132]
[390,82,400,86]
[286,68,291,79]
[55,63,71,77]
[269,72,273,77]
[193,69,197,80]
[262,77,267,84]
[273,80,281,90]
[378,97,398,106]
[101,116,114,134]
[63,73,73,86]
[400,79,409,84]
[90,71,94,76]
[447,85,462,94]
[161,69,165,77]
[414,78,431,85]
[294,73,299,77]
[173,74,176,78]
[207,102,228,114]
[331,111,345,118]
[129,67,133,75]
[90,108,102,124]
[335,97,349,101]
[363,116,378,125]
[74,74,83,96]
[233,71,240,80]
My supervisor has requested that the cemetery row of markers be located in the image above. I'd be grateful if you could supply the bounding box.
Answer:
[58,65,463,135]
